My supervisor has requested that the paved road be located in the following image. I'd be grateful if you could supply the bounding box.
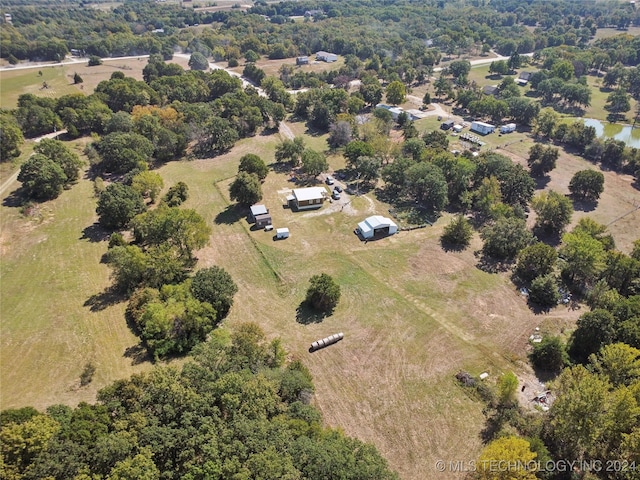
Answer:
[0,130,67,197]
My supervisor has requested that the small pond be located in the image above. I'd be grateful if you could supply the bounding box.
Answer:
[580,118,640,148]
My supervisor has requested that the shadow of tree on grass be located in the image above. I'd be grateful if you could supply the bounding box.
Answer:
[80,222,110,242]
[84,288,125,312]
[124,343,153,366]
[296,301,331,325]
[214,204,245,225]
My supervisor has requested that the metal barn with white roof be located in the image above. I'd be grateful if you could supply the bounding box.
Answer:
[357,215,398,239]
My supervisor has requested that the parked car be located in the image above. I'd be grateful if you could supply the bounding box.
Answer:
[325,175,334,185]
[332,190,341,200]
[333,185,343,193]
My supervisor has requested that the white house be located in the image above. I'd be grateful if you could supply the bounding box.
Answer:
[470,121,496,135]
[357,215,398,240]
[287,187,328,210]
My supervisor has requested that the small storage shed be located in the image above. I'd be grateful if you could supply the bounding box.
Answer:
[453,124,463,133]
[357,215,398,239]
[482,85,499,96]
[296,56,309,65]
[276,227,289,239]
[249,204,268,222]
[470,121,496,135]
[254,213,272,228]
[441,120,455,130]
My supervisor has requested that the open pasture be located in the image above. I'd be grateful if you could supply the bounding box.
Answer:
[1,110,637,478]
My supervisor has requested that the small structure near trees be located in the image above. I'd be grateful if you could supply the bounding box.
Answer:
[296,56,309,65]
[287,187,328,210]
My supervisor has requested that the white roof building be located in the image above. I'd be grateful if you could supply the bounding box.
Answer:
[357,215,398,239]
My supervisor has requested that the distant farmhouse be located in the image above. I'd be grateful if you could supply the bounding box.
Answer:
[516,71,533,86]
[287,187,328,210]
[316,51,338,62]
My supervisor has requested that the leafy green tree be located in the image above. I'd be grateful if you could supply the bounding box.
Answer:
[560,230,606,287]
[162,182,189,207]
[238,153,269,181]
[531,190,573,234]
[350,156,382,186]
[34,138,83,184]
[441,215,473,248]
[548,365,612,460]
[527,144,559,177]
[530,336,568,373]
[529,274,560,308]
[404,162,448,211]
[572,217,615,251]
[72,72,83,85]
[130,171,164,203]
[0,113,24,161]
[88,56,102,66]
[130,206,210,260]
[191,266,238,321]
[474,176,503,218]
[497,372,519,406]
[94,132,154,174]
[94,74,159,113]
[275,137,305,165]
[188,52,209,71]
[301,149,328,178]
[533,109,559,138]
[569,170,605,201]
[344,140,375,168]
[104,245,148,293]
[328,121,353,148]
[591,343,640,387]
[422,130,450,150]
[477,436,537,480]
[605,88,631,118]
[0,414,61,478]
[244,50,260,63]
[385,81,406,106]
[569,309,617,364]
[481,217,533,261]
[96,183,146,230]
[108,450,160,480]
[515,242,558,282]
[359,82,383,107]
[306,273,341,312]
[201,116,239,153]
[18,154,67,200]
[229,172,262,206]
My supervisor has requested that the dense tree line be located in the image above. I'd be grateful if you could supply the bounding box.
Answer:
[0,323,398,479]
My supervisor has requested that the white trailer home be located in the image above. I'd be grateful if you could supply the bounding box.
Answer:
[470,121,496,135]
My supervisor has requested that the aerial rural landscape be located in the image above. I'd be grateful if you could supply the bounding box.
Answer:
[1,0,639,478]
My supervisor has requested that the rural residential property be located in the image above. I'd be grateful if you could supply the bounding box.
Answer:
[1,0,639,479]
